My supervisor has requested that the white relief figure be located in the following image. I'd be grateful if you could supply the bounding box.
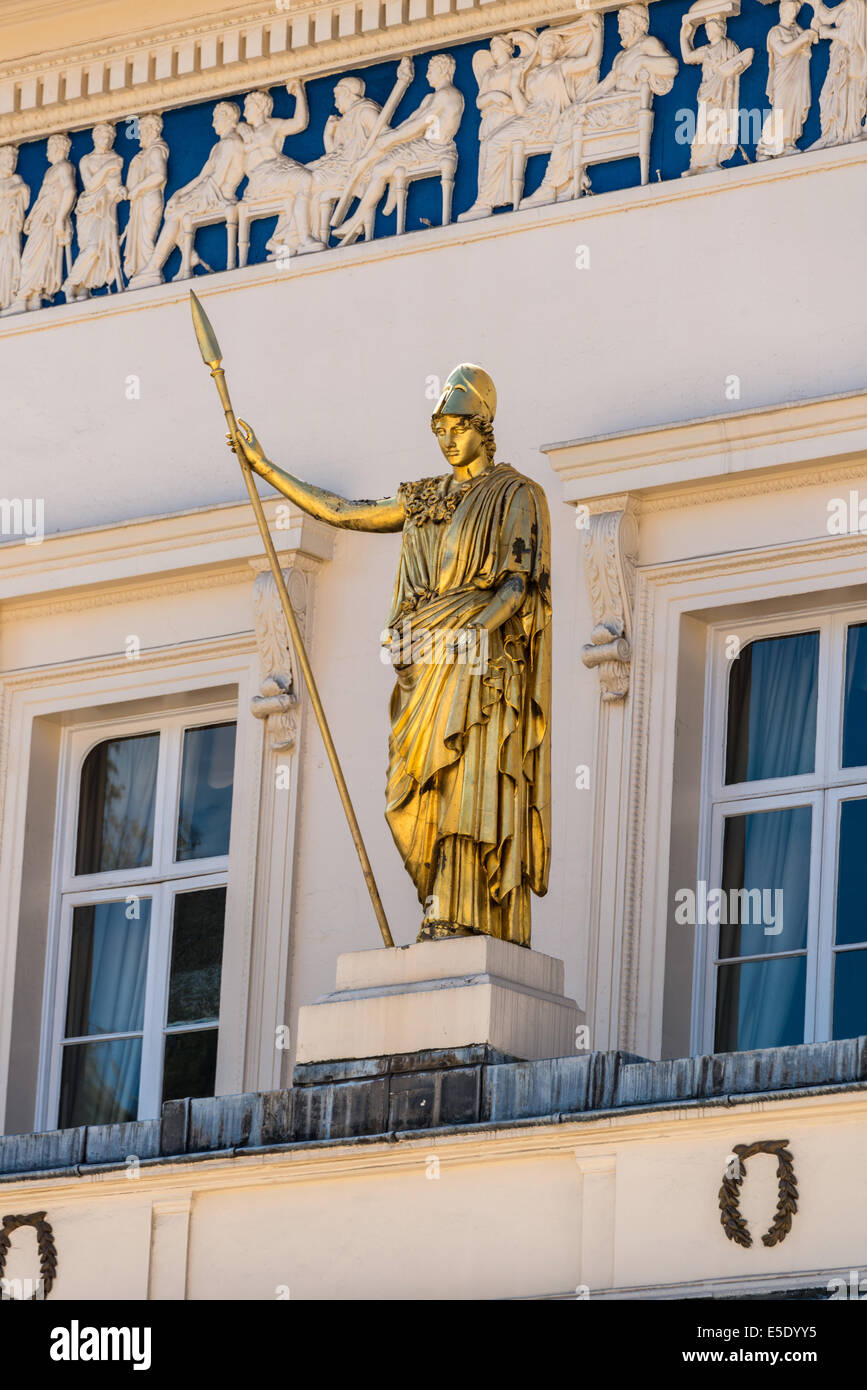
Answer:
[458,18,604,222]
[0,146,29,310]
[332,53,464,245]
[12,132,76,312]
[470,31,538,196]
[810,0,867,147]
[121,112,169,279]
[239,81,323,256]
[520,4,677,208]
[63,123,126,301]
[305,76,382,244]
[756,1,817,159]
[680,6,754,176]
[129,101,245,287]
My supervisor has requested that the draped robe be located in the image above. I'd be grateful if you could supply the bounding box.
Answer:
[384,463,551,945]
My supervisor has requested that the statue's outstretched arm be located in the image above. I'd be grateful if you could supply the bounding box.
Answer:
[229,419,405,532]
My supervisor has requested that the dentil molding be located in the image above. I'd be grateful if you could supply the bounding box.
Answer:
[0,0,592,143]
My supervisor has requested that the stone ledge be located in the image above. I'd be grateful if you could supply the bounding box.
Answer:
[2,1037,866,1177]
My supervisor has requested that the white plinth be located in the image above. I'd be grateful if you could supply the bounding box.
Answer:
[295,936,584,1064]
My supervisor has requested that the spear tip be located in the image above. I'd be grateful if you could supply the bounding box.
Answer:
[189,288,222,368]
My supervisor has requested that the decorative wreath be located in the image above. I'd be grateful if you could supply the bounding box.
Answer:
[0,1211,57,1299]
[718,1140,798,1249]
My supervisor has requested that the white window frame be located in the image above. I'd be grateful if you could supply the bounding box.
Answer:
[693,599,867,1054]
[38,698,238,1130]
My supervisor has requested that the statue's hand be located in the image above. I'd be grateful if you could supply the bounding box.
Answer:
[228,417,266,471]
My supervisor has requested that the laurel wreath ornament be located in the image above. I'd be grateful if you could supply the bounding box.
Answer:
[0,1211,57,1299]
[718,1141,798,1249]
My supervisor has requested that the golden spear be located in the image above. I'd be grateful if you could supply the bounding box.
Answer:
[189,289,395,949]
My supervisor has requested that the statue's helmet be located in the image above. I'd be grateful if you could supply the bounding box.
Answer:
[432,363,497,425]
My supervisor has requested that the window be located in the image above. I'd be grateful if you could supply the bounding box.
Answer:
[696,608,867,1054]
[44,711,236,1128]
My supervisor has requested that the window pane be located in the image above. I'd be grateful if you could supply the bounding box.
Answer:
[833,950,867,1040]
[59,1037,142,1128]
[162,1029,218,1104]
[66,900,151,1037]
[176,723,236,861]
[167,887,226,1026]
[715,957,806,1052]
[725,633,818,783]
[835,798,867,946]
[718,806,811,958]
[842,624,867,768]
[76,733,159,873]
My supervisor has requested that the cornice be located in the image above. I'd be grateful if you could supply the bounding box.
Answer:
[0,1083,862,1202]
[0,498,334,615]
[545,386,867,509]
[0,0,585,143]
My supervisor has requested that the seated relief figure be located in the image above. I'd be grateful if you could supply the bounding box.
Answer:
[239,81,324,256]
[121,112,169,280]
[810,0,867,147]
[680,5,754,176]
[332,53,464,245]
[12,132,75,312]
[129,101,245,287]
[520,4,677,208]
[229,365,552,946]
[62,122,126,301]
[458,17,604,222]
[0,145,29,311]
[305,75,383,244]
[756,0,818,159]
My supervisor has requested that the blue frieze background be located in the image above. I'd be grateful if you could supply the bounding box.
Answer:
[12,0,833,307]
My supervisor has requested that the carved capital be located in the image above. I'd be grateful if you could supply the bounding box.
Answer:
[580,501,639,701]
[250,559,311,751]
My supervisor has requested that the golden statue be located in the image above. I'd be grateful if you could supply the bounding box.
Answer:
[230,363,552,946]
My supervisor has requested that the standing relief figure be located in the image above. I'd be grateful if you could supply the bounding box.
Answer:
[239,81,323,256]
[0,146,29,311]
[129,102,245,287]
[121,113,169,279]
[332,53,464,245]
[12,132,76,312]
[469,32,538,195]
[756,1,817,159]
[458,18,604,222]
[63,123,126,301]
[305,76,382,244]
[810,0,867,146]
[520,4,678,207]
[680,4,754,176]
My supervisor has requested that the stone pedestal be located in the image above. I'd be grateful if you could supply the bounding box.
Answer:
[295,936,584,1066]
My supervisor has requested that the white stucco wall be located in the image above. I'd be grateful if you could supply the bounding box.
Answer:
[2,140,867,1100]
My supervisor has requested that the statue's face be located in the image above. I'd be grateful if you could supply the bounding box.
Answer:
[140,118,161,146]
[433,414,485,471]
[244,94,267,124]
[213,106,236,135]
[93,125,114,152]
[539,32,560,62]
[491,36,511,64]
[334,81,356,114]
[0,146,16,176]
[707,17,726,39]
[781,0,799,20]
[47,136,69,164]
